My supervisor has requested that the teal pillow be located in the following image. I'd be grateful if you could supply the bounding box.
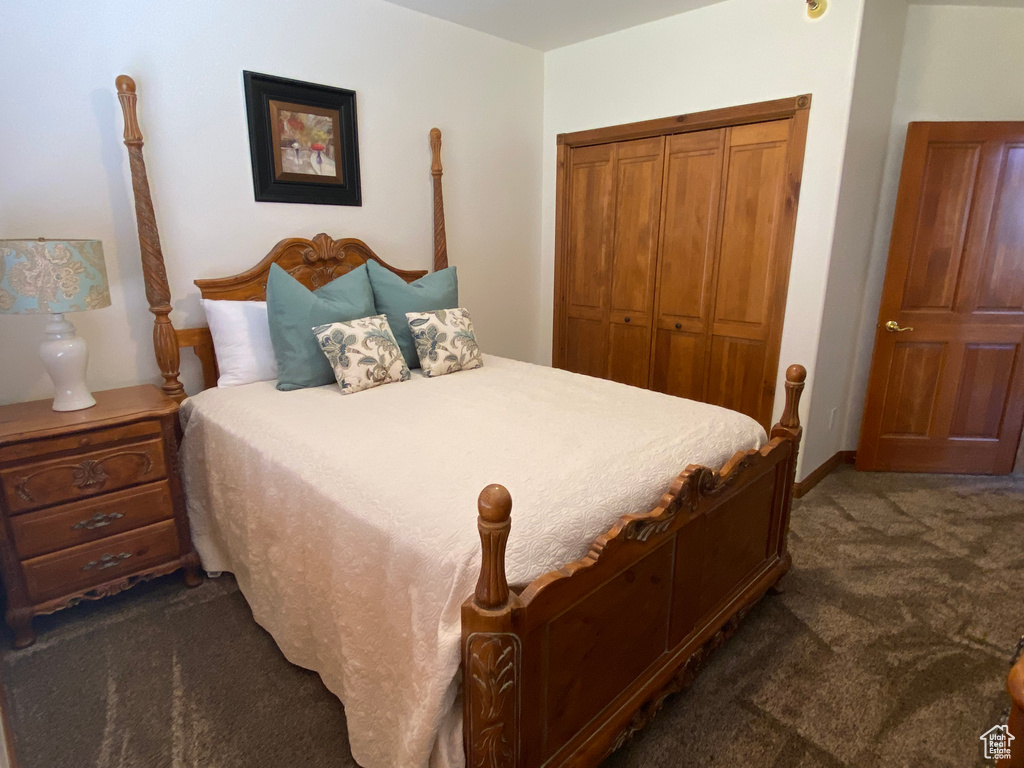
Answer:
[266,263,377,390]
[366,260,458,369]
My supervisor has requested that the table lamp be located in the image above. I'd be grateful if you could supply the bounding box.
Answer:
[0,239,111,411]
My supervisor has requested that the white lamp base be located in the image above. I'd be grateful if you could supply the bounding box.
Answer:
[40,313,96,412]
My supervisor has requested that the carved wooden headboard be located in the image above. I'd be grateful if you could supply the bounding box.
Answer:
[115,75,449,400]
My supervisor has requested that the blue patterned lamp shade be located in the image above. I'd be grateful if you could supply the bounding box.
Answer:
[0,239,110,314]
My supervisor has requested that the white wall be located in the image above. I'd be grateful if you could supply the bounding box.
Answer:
[844,4,1024,449]
[541,0,865,478]
[807,0,908,466]
[0,0,543,404]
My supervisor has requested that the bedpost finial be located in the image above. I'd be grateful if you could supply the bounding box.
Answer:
[778,363,806,432]
[478,484,511,523]
[116,74,143,143]
[115,74,136,94]
[475,484,512,610]
[429,128,443,175]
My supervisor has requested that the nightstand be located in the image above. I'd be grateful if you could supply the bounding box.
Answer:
[0,385,201,648]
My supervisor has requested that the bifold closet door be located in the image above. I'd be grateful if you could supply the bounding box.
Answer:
[650,120,792,428]
[705,120,792,429]
[563,137,665,387]
[562,143,614,379]
[556,100,808,431]
[650,129,725,400]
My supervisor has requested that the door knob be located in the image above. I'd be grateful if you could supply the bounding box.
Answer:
[884,320,913,333]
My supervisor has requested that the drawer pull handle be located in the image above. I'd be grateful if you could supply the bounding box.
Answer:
[624,317,631,323]
[82,552,132,571]
[675,322,682,330]
[71,512,125,531]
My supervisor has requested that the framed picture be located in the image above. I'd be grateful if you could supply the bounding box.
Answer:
[243,71,361,206]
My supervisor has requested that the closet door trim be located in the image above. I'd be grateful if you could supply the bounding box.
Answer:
[556,95,811,149]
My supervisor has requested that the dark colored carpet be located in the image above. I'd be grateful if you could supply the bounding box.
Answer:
[2,467,1022,768]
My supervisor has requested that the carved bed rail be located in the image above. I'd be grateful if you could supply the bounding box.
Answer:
[116,75,449,398]
[463,364,806,767]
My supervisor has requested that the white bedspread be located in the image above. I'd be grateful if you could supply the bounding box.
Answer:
[178,355,765,768]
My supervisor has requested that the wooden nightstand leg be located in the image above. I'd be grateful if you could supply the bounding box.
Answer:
[8,608,35,649]
[182,552,203,588]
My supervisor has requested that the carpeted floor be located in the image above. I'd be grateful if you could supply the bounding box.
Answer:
[2,466,1022,768]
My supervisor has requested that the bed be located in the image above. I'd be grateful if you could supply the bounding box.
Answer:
[116,75,806,768]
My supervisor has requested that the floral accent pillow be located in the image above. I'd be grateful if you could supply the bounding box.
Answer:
[313,315,410,394]
[405,307,483,377]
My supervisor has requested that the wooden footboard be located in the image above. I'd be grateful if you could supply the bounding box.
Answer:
[462,365,805,767]
[1001,651,1024,768]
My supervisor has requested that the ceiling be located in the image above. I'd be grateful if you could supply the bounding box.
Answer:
[381,0,1024,51]
[911,0,1024,5]
[380,0,729,51]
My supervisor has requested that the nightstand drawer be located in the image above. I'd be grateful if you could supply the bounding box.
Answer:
[22,520,181,603]
[9,482,175,559]
[1,438,167,514]
[0,420,162,464]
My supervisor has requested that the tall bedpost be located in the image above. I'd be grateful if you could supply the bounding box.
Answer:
[116,75,185,403]
[463,484,521,767]
[770,363,806,569]
[429,128,448,272]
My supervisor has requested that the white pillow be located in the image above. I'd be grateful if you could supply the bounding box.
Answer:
[201,299,278,387]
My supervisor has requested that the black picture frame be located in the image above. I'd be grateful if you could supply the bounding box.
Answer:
[243,71,361,206]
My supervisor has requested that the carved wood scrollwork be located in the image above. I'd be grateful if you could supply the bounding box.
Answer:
[15,450,153,503]
[625,451,766,542]
[466,632,520,768]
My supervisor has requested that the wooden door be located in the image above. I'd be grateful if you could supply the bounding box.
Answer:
[650,129,725,400]
[705,120,794,429]
[858,122,1024,473]
[562,137,664,387]
[608,137,665,387]
[563,144,615,379]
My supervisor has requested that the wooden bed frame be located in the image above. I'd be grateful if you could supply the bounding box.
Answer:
[1003,649,1024,768]
[117,75,806,767]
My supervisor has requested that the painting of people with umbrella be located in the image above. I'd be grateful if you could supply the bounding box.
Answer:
[275,108,337,177]
[244,71,361,205]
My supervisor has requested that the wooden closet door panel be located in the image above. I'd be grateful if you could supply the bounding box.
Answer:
[707,336,767,419]
[562,144,616,375]
[606,136,665,386]
[712,120,789,328]
[609,322,655,388]
[655,130,724,323]
[610,137,665,316]
[705,120,791,428]
[566,144,615,319]
[565,318,608,379]
[649,130,724,399]
[650,329,706,400]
